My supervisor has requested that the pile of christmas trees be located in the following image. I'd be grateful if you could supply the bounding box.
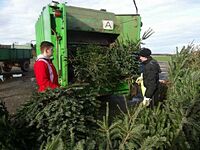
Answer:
[1,44,200,149]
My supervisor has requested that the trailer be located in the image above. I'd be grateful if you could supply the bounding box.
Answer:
[35,1,141,94]
[0,44,33,74]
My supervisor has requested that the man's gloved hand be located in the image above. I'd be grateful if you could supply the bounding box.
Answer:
[136,76,143,84]
[142,97,151,106]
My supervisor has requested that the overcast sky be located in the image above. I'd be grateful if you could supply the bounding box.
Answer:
[0,0,200,54]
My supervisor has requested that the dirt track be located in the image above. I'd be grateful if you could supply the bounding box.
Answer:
[0,60,36,115]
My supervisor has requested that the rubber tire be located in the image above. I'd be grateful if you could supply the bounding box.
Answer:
[21,61,30,72]
[2,64,12,72]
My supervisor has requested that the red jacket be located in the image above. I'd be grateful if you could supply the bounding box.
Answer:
[34,56,60,92]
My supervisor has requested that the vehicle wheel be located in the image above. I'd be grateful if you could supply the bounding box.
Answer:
[21,61,30,72]
[2,63,12,72]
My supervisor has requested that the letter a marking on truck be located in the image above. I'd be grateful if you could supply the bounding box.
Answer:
[103,20,113,30]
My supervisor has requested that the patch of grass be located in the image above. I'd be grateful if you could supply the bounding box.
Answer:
[152,55,172,62]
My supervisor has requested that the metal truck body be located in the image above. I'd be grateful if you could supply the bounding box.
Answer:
[0,44,33,73]
[35,2,141,93]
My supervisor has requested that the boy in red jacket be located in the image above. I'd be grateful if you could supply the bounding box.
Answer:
[34,41,60,92]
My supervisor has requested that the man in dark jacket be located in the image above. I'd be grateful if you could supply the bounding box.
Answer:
[138,48,161,107]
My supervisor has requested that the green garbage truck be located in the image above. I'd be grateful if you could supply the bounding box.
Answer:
[35,1,141,94]
[0,44,33,74]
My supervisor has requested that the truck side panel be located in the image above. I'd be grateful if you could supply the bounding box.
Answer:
[116,15,141,44]
[0,49,10,61]
[35,4,68,86]
[35,7,52,55]
[0,48,32,61]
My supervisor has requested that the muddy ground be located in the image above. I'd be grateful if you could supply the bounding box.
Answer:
[0,60,36,115]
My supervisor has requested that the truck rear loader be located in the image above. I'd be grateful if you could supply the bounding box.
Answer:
[35,1,142,94]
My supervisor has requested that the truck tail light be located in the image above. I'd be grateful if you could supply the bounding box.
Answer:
[54,10,62,17]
